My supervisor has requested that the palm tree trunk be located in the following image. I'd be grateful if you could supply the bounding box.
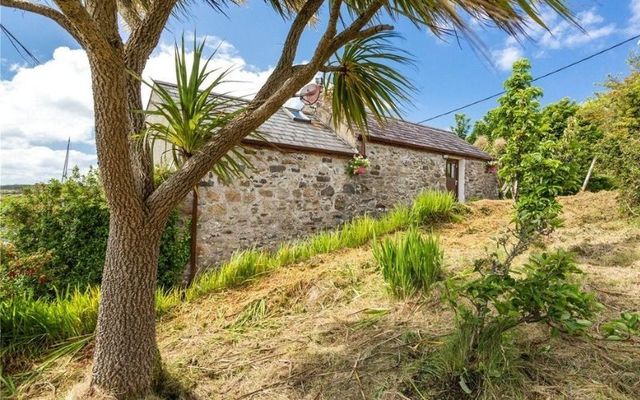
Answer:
[92,216,164,397]
[87,51,166,397]
[185,187,199,286]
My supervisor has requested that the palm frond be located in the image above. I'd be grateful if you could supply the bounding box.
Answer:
[325,31,415,133]
[345,0,575,39]
[140,35,255,185]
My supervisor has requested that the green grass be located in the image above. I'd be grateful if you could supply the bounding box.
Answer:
[0,190,459,390]
[411,190,456,225]
[373,227,444,298]
[1,287,100,358]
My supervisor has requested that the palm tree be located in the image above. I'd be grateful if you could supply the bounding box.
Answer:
[143,36,253,287]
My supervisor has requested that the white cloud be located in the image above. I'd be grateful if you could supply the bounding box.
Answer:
[0,146,97,185]
[0,37,274,185]
[0,47,94,146]
[490,7,617,71]
[628,0,640,35]
[492,46,524,71]
[537,9,616,51]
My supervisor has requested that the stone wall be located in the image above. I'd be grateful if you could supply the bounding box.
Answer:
[194,142,494,266]
[465,159,499,200]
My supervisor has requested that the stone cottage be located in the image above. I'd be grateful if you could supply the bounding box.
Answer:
[149,82,498,266]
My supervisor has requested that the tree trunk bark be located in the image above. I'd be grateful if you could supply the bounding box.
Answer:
[91,216,164,398]
[185,187,198,287]
[581,156,597,192]
[86,49,165,398]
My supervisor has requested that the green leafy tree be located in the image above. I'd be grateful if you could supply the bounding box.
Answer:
[468,109,499,144]
[0,0,577,396]
[434,93,598,397]
[451,113,471,139]
[495,59,545,199]
[541,97,579,139]
[580,53,640,213]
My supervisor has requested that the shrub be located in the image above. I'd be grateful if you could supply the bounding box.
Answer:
[373,228,443,298]
[580,54,640,213]
[427,250,601,397]
[411,190,456,225]
[0,168,189,299]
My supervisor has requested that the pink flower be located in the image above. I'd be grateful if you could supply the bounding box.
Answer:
[356,166,367,175]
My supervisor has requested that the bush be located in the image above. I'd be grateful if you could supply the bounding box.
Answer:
[373,228,443,298]
[411,190,456,225]
[0,168,189,299]
[427,250,601,397]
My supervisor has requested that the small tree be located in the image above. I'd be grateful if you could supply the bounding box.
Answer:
[142,37,253,286]
[433,110,598,397]
[495,59,544,199]
[451,113,471,139]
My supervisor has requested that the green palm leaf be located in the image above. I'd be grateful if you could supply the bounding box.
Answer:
[325,31,415,133]
[141,35,256,184]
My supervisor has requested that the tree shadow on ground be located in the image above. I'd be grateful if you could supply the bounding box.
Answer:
[569,234,640,268]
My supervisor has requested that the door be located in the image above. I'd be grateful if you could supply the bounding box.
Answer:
[445,159,459,200]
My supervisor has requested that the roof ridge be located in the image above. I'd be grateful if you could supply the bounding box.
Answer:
[366,113,455,134]
[154,80,252,103]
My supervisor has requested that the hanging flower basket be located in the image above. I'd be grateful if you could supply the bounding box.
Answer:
[347,155,370,176]
[485,161,498,174]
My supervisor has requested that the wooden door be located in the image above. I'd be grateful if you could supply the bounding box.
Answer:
[445,159,459,199]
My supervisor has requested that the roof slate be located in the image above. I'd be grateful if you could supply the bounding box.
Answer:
[154,82,358,156]
[364,116,492,160]
[152,81,491,160]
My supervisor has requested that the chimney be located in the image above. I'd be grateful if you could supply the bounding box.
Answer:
[303,88,359,150]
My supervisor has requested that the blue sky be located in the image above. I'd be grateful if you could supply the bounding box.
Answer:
[1,0,639,184]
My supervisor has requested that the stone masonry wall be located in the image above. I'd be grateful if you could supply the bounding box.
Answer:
[465,159,499,200]
[194,142,494,267]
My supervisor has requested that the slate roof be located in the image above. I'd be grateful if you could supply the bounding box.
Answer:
[153,82,358,156]
[363,115,493,161]
[152,81,491,160]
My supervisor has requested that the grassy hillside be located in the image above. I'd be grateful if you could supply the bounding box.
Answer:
[16,191,640,399]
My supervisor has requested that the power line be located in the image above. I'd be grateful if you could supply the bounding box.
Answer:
[417,34,640,124]
[0,24,40,66]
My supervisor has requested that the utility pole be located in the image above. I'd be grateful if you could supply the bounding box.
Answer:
[62,137,70,182]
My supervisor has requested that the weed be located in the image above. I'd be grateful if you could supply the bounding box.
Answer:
[226,298,269,331]
[349,308,390,331]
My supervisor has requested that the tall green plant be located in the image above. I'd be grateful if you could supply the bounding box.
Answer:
[373,228,443,298]
[424,65,601,395]
[495,59,545,199]
[451,113,471,139]
[410,190,456,225]
[142,36,254,286]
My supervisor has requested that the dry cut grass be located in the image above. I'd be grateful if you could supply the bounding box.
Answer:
[17,191,640,400]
